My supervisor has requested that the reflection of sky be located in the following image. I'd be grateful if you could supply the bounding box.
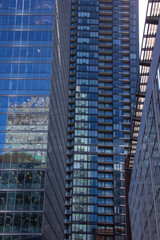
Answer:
[0,0,54,154]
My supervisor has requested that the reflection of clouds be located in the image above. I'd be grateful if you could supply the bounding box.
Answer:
[8,96,49,109]
[42,19,51,24]
[37,0,52,10]
[35,16,52,25]
[37,4,52,9]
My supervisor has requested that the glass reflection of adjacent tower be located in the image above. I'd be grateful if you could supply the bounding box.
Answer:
[1,96,49,168]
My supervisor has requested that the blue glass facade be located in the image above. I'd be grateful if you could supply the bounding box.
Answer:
[0,0,54,239]
[65,0,139,239]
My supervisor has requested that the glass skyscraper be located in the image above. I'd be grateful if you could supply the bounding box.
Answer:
[0,0,70,240]
[64,0,139,239]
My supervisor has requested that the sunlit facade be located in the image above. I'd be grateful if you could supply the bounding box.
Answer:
[64,0,139,239]
[0,0,70,239]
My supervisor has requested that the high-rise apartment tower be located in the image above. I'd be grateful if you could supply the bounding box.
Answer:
[64,0,139,239]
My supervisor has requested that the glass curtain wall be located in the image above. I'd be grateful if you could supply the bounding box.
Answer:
[64,0,139,239]
[0,0,54,239]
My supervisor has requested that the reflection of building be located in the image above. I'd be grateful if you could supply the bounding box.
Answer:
[0,1,70,240]
[127,1,160,240]
[5,97,49,151]
[64,0,139,239]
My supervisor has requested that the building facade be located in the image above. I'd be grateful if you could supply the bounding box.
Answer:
[0,0,70,240]
[128,15,160,240]
[127,0,160,170]
[42,0,71,239]
[64,0,139,239]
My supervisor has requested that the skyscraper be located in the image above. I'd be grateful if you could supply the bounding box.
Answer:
[129,22,160,239]
[128,1,160,239]
[64,0,139,239]
[0,0,70,240]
